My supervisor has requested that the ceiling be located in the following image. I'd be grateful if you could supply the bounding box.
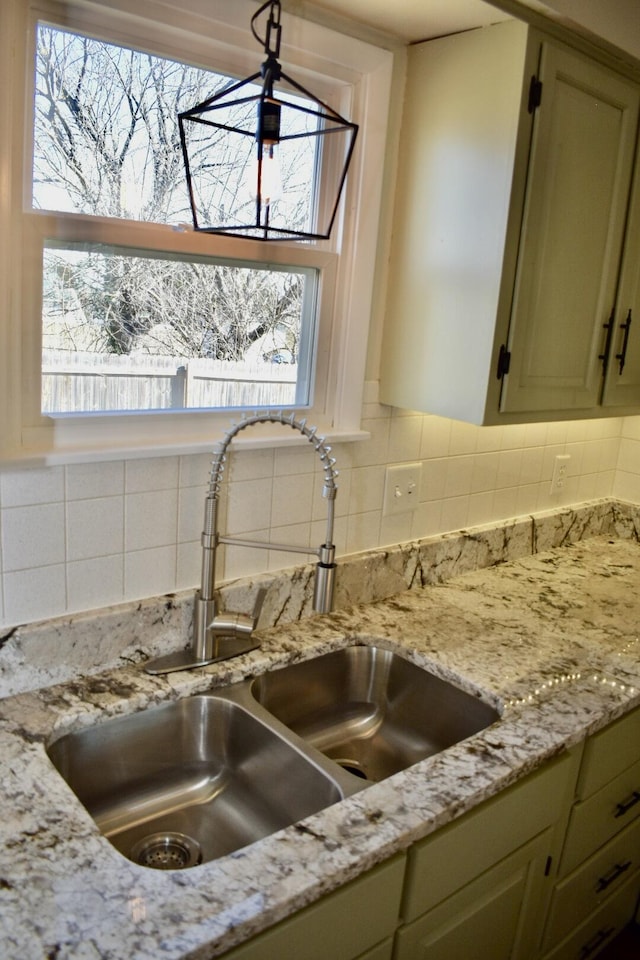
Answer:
[305,0,513,44]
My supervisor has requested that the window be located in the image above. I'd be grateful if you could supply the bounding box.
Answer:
[0,0,392,460]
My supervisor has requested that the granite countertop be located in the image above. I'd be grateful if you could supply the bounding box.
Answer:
[1,534,639,960]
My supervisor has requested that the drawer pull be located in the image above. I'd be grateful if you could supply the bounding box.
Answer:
[578,926,616,959]
[595,859,632,893]
[614,790,640,818]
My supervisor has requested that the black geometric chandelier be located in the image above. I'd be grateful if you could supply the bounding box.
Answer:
[178,0,358,241]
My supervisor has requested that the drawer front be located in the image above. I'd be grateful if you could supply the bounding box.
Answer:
[561,756,640,875]
[542,872,639,960]
[577,707,640,800]
[544,815,640,946]
[403,751,576,922]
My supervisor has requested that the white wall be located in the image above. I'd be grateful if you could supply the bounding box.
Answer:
[614,416,640,501]
[0,387,625,629]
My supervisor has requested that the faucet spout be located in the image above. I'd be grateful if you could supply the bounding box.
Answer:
[145,411,339,675]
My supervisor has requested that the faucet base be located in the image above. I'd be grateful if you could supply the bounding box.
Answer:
[144,637,259,675]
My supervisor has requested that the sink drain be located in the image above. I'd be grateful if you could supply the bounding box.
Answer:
[131,832,202,870]
[335,758,368,780]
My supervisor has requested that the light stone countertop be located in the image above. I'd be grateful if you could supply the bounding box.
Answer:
[1,532,639,960]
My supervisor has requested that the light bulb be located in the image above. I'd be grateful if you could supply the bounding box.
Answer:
[246,145,283,205]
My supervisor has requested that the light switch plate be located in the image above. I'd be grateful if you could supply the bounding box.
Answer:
[383,462,423,516]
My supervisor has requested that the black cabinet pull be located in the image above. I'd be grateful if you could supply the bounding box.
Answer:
[595,859,632,892]
[616,309,633,374]
[598,308,615,375]
[579,926,616,960]
[614,789,640,818]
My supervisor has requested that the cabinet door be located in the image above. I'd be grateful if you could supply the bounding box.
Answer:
[394,830,552,960]
[602,155,640,406]
[501,41,640,415]
[224,855,405,960]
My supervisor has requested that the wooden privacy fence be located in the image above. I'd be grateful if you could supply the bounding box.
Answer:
[42,350,298,412]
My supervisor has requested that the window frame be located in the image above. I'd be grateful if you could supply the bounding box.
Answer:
[0,0,393,463]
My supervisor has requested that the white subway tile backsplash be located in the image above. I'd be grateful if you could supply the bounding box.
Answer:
[125,456,179,493]
[440,495,470,532]
[379,510,412,549]
[345,509,381,554]
[444,455,474,498]
[179,452,215,488]
[448,419,478,456]
[67,555,123,612]
[176,540,201,591]
[274,444,316,477]
[271,473,314,528]
[2,503,66,572]
[4,564,66,623]
[420,458,448,501]
[0,395,635,630]
[470,452,500,494]
[496,449,523,489]
[0,466,64,507]
[348,466,385,515]
[420,416,451,459]
[178,486,206,544]
[387,414,423,463]
[67,497,123,562]
[227,448,274,483]
[614,470,640,502]
[222,533,270,580]
[66,461,124,501]
[621,416,640,441]
[124,490,178,552]
[125,545,177,599]
[618,437,640,474]
[412,499,442,538]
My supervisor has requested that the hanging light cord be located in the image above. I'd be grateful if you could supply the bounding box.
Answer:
[251,0,282,59]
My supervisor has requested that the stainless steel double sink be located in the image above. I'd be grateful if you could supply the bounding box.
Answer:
[47,645,500,870]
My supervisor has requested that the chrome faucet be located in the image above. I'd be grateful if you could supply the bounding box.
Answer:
[145,411,338,675]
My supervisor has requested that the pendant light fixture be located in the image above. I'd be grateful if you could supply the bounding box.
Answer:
[178,0,358,241]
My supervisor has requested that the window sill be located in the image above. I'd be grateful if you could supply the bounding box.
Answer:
[11,417,371,466]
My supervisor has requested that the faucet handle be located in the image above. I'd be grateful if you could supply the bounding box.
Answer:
[251,587,267,629]
[209,587,267,639]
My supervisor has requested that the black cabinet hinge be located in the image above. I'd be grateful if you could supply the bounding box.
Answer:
[497,344,511,379]
[544,856,553,877]
[528,76,543,113]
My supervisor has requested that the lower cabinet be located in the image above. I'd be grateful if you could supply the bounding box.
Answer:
[394,829,553,960]
[223,854,406,960]
[223,707,640,960]
[540,706,640,959]
[393,751,579,960]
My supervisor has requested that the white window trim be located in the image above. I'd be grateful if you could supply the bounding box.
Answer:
[0,0,393,464]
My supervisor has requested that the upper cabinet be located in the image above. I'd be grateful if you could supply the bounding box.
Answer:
[380,20,640,424]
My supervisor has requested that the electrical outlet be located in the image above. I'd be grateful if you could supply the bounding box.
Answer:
[383,462,423,516]
[550,454,571,495]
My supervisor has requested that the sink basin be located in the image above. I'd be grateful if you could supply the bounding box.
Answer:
[251,646,500,783]
[47,644,500,869]
[47,694,343,869]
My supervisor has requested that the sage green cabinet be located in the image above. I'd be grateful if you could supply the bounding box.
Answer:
[394,750,579,960]
[602,157,640,408]
[394,830,553,960]
[222,854,405,960]
[380,19,640,424]
[222,708,640,960]
[541,706,640,959]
